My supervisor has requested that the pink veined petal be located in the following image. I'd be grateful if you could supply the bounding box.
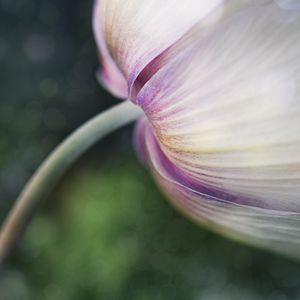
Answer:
[136,2,300,213]
[93,0,128,99]
[134,118,300,259]
[93,0,224,101]
[133,2,300,257]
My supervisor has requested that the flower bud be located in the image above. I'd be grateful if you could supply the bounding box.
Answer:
[94,1,300,258]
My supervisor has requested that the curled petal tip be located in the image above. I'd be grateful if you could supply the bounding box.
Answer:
[94,0,224,102]
[95,67,128,99]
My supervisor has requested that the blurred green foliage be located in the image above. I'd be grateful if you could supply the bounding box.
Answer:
[1,157,300,300]
[0,0,121,218]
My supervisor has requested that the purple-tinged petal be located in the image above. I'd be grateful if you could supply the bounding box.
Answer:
[93,0,224,101]
[136,3,300,213]
[275,0,300,10]
[134,120,300,259]
[133,117,150,165]
[93,0,127,98]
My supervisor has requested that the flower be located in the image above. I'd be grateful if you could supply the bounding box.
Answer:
[93,0,300,258]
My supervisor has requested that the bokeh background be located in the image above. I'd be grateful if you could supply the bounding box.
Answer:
[1,0,300,299]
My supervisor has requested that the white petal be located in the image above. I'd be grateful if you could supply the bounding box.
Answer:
[93,0,128,98]
[275,0,300,10]
[137,3,300,212]
[136,120,300,259]
[93,0,223,99]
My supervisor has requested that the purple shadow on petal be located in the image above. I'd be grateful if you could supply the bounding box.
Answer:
[96,66,128,99]
[133,117,150,165]
[135,119,274,211]
[129,45,175,103]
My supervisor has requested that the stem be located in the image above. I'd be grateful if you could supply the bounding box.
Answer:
[0,100,143,263]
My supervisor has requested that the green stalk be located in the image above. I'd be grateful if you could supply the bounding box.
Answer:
[0,100,143,264]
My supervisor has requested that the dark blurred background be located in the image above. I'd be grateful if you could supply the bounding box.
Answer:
[1,0,300,299]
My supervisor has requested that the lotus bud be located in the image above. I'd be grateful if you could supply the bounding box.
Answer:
[94,0,300,258]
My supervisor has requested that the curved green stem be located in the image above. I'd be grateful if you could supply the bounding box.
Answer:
[0,100,143,264]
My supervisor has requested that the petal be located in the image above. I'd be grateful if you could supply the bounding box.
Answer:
[136,3,300,212]
[93,0,128,98]
[93,0,224,100]
[135,120,300,259]
[275,0,300,10]
[133,117,149,165]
